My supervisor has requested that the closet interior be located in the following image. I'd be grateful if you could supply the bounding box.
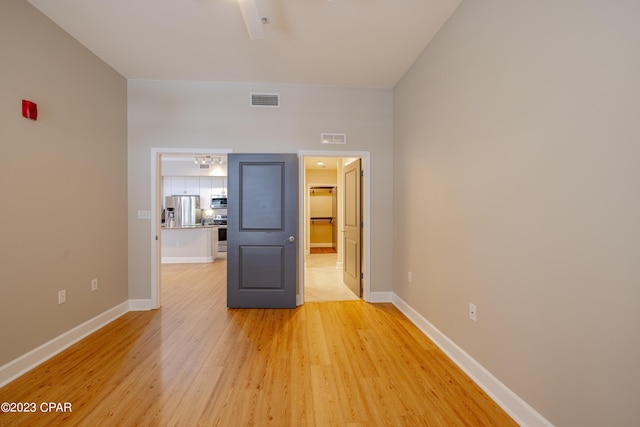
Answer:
[309,186,337,253]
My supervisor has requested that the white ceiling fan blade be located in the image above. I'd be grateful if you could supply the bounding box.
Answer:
[237,0,264,40]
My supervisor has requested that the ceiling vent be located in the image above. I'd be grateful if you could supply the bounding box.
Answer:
[251,93,280,107]
[321,133,347,145]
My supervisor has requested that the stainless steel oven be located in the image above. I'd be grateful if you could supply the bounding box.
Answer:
[217,225,227,252]
[213,214,227,252]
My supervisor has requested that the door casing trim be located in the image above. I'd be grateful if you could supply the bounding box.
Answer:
[298,150,371,305]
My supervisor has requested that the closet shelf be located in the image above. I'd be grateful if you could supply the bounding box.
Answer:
[311,217,334,223]
[310,186,334,194]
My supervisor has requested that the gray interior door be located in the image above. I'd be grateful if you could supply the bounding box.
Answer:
[343,159,362,297]
[227,153,298,308]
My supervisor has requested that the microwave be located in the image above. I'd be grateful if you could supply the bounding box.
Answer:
[211,197,227,208]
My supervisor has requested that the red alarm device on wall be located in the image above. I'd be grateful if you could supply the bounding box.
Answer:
[22,99,38,120]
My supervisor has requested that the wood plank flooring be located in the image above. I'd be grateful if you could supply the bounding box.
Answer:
[0,261,516,426]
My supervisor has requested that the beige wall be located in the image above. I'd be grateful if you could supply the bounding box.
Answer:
[393,0,640,425]
[306,169,338,185]
[128,81,393,298]
[0,1,128,365]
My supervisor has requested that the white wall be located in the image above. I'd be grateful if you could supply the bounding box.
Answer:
[393,0,640,425]
[128,81,393,299]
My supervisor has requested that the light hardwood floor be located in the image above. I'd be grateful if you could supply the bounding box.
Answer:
[0,261,516,426]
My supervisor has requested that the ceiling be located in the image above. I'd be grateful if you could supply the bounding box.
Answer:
[27,0,461,89]
[304,157,339,170]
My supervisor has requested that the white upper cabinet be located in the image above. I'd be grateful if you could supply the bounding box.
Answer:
[211,177,226,196]
[169,177,186,195]
[169,177,200,195]
[199,177,213,208]
[186,178,200,195]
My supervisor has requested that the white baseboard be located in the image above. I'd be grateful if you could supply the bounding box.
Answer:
[129,299,155,311]
[367,291,393,303]
[0,301,129,388]
[391,294,552,427]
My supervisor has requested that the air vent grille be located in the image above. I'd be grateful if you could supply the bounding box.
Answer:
[251,93,280,107]
[199,164,210,170]
[321,133,347,145]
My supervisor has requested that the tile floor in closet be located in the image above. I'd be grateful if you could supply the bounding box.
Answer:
[304,253,359,302]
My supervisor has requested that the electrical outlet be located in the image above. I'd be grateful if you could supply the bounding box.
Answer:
[408,271,413,282]
[91,278,98,291]
[469,303,477,321]
[58,289,66,304]
[137,210,151,220]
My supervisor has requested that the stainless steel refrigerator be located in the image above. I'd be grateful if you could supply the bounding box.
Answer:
[165,195,200,227]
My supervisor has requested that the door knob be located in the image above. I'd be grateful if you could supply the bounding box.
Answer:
[287,236,295,243]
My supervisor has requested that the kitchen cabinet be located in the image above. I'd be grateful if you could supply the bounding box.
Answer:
[169,177,200,196]
[161,226,219,263]
[211,177,226,196]
[199,177,212,208]
[162,177,203,209]
[169,177,186,195]
[186,178,200,195]
[163,176,195,196]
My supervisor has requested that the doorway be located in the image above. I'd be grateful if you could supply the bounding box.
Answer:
[298,151,370,304]
[150,148,232,309]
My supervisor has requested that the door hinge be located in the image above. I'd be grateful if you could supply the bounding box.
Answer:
[155,235,158,241]
[360,170,364,177]
[360,272,364,279]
